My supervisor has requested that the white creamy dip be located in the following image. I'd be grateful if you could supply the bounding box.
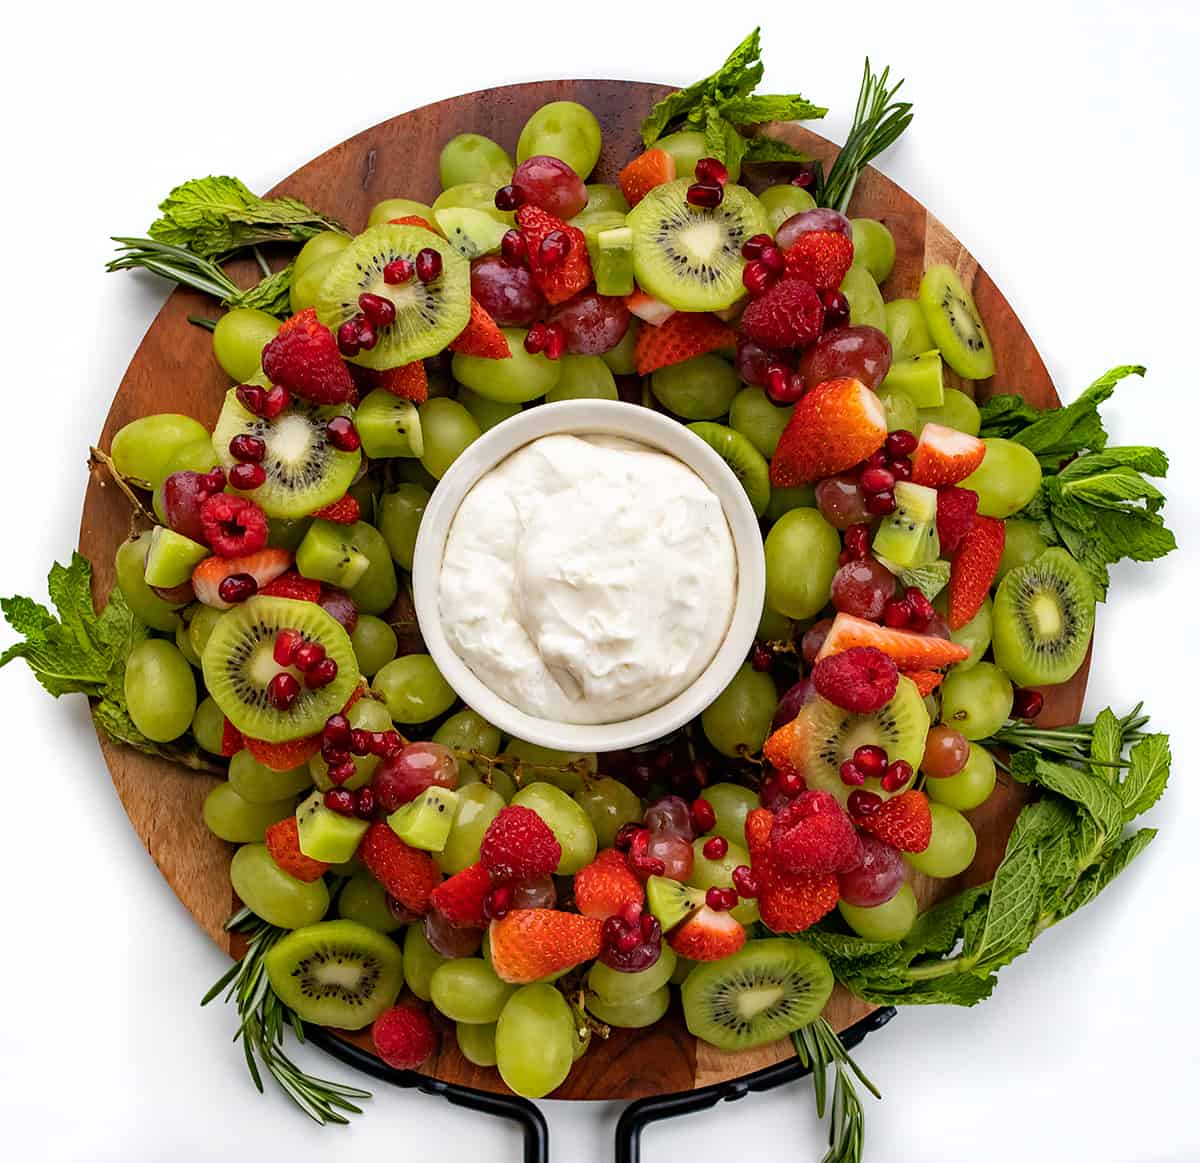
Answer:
[438,433,737,724]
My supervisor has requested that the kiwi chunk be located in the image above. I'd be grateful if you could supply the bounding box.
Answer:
[388,785,460,852]
[296,521,370,589]
[646,875,705,932]
[681,938,834,1051]
[264,919,404,1030]
[992,548,1095,687]
[144,526,209,588]
[881,351,945,408]
[628,179,768,312]
[315,224,471,370]
[355,389,423,459]
[296,789,370,862]
[918,265,995,380]
[687,421,770,516]
[872,481,940,568]
[433,207,508,259]
[202,596,359,742]
[213,387,360,520]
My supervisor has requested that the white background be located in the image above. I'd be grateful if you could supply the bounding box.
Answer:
[2,2,1197,1160]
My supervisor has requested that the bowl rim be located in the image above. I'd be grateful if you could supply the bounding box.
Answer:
[410,398,766,753]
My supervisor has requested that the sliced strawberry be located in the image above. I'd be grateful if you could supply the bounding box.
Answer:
[429,862,493,928]
[618,148,676,207]
[244,733,322,772]
[770,378,887,486]
[668,906,747,961]
[310,496,361,525]
[354,361,429,403]
[853,790,932,853]
[359,822,440,914]
[191,548,292,610]
[634,312,736,375]
[449,298,511,359]
[625,290,677,326]
[220,717,244,758]
[901,669,944,697]
[258,570,323,601]
[488,908,604,984]
[265,816,330,882]
[911,423,987,487]
[516,205,592,305]
[936,485,979,557]
[815,613,970,669]
[574,849,644,920]
[948,516,1006,629]
[261,308,355,405]
[387,214,440,234]
[783,231,855,291]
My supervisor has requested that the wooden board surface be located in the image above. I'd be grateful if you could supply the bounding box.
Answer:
[77,80,1084,1100]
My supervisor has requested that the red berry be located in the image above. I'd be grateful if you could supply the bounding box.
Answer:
[853,745,889,778]
[690,798,716,835]
[217,573,257,604]
[790,170,815,189]
[236,383,267,415]
[694,157,728,186]
[229,462,266,491]
[743,260,775,295]
[415,248,442,282]
[327,759,357,786]
[812,645,899,714]
[881,760,914,792]
[544,322,567,360]
[886,429,918,457]
[305,657,339,689]
[766,370,807,405]
[524,322,549,354]
[848,789,883,819]
[750,642,774,671]
[1011,688,1044,719]
[353,786,376,819]
[843,524,870,560]
[326,416,361,452]
[324,788,355,816]
[484,883,514,921]
[864,490,897,515]
[882,598,911,628]
[732,865,758,898]
[705,886,738,911]
[359,292,396,329]
[262,385,290,418]
[703,835,729,860]
[373,1002,437,1071]
[357,316,379,351]
[905,587,936,629]
[200,493,269,558]
[267,671,300,711]
[383,258,413,285]
[821,289,850,329]
[291,641,326,673]
[538,230,571,268]
[614,822,643,852]
[741,233,772,260]
[229,434,266,463]
[323,713,352,748]
[686,181,724,208]
[779,769,805,797]
[891,459,913,482]
[759,244,785,274]
[861,466,895,493]
[840,760,866,786]
[494,184,524,211]
[500,229,526,265]
[273,629,302,667]
[336,319,362,357]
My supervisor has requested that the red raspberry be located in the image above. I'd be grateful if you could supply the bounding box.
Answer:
[783,231,855,291]
[811,646,899,713]
[740,277,825,350]
[936,485,979,557]
[372,1001,437,1070]
[480,805,562,880]
[261,307,355,405]
[199,494,268,558]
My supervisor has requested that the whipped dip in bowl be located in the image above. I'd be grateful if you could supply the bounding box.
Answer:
[411,400,766,753]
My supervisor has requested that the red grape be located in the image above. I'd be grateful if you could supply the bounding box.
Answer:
[831,555,897,621]
[546,290,631,354]
[510,875,557,910]
[372,743,458,811]
[797,326,892,392]
[775,208,852,251]
[921,726,970,778]
[162,471,215,543]
[511,155,588,219]
[470,256,545,326]
[645,831,694,881]
[424,909,482,956]
[815,472,870,530]
[643,795,695,840]
[773,678,815,729]
[734,340,787,386]
[838,832,905,907]
[318,588,358,634]
[801,618,833,666]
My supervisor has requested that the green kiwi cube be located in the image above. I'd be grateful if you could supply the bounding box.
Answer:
[646,875,705,932]
[296,789,370,863]
[594,226,635,297]
[434,207,509,260]
[881,350,945,408]
[388,785,461,852]
[355,389,424,459]
[143,526,209,588]
[872,481,940,568]
[296,521,371,588]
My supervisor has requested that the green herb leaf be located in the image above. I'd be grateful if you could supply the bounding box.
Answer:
[227,261,295,316]
[740,135,816,164]
[717,93,828,126]
[977,395,1042,439]
[898,559,950,601]
[968,844,1039,971]
[1056,828,1157,920]
[1118,733,1171,820]
[702,107,749,175]
[1089,707,1123,784]
[1010,751,1125,838]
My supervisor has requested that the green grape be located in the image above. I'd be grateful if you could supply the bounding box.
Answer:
[453,328,560,402]
[343,521,397,616]
[348,474,380,515]
[574,777,642,849]
[547,355,618,402]
[431,958,516,1024]
[460,764,516,802]
[111,413,211,488]
[759,184,817,234]
[124,639,196,742]
[839,264,887,331]
[883,299,934,362]
[757,604,792,643]
[656,129,717,179]
[367,197,438,228]
[905,802,977,878]
[434,709,502,778]
[689,838,759,925]
[377,482,430,571]
[403,923,448,1000]
[192,695,226,755]
[586,984,670,1030]
[940,662,1013,741]
[202,783,293,843]
[503,740,596,795]
[436,782,505,874]
[927,742,996,812]
[729,387,793,458]
[876,383,919,434]
[702,783,760,848]
[337,876,401,932]
[764,507,840,619]
[650,355,739,420]
[115,535,184,631]
[457,386,523,432]
[191,610,224,674]
[457,1021,498,1067]
[310,698,393,791]
[373,654,456,723]
[915,388,981,437]
[294,230,350,277]
[417,398,481,479]
[175,617,201,667]
[268,516,312,552]
[996,519,1048,584]
[290,252,339,313]
[432,183,514,227]
[440,133,515,189]
[850,218,895,283]
[510,782,597,874]
[166,436,219,475]
[495,983,575,1098]
[600,320,640,375]
[588,947,677,1003]
[517,101,602,179]
[584,183,629,214]
[766,483,817,523]
[350,615,398,677]
[701,663,778,758]
[838,882,917,941]
[211,309,281,384]
[230,843,330,929]
[229,749,312,803]
[958,438,1043,518]
[933,593,992,671]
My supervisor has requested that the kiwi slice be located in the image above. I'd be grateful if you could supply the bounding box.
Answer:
[881,351,944,408]
[434,207,509,259]
[355,389,423,459]
[264,919,404,1030]
[388,785,460,852]
[202,596,359,742]
[315,224,471,370]
[628,179,768,312]
[681,938,834,1051]
[918,265,996,380]
[646,875,705,932]
[144,526,209,588]
[872,481,940,568]
[992,548,1095,687]
[296,521,370,589]
[213,387,360,520]
[687,421,770,516]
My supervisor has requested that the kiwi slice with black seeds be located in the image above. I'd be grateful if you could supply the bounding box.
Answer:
[315,224,471,370]
[992,548,1095,688]
[264,919,404,1030]
[681,938,834,1051]
[918,264,996,380]
[687,422,770,516]
[628,179,768,312]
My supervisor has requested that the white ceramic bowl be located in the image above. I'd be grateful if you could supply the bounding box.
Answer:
[411,399,766,753]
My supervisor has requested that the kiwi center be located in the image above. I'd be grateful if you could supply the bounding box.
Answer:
[1029,592,1064,640]
[273,414,318,466]
[678,219,725,261]
[737,984,786,1019]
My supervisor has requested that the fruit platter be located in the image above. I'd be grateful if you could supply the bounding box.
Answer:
[3,31,1175,1159]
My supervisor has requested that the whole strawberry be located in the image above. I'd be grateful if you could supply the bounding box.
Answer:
[261,308,356,405]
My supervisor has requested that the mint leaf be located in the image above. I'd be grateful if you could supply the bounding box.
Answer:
[978,394,1042,439]
[740,136,816,164]
[1118,734,1170,821]
[969,844,1040,970]
[1010,752,1124,840]
[903,883,990,958]
[1056,828,1157,921]
[1089,707,1122,785]
[898,560,950,601]
[702,108,749,176]
[717,93,827,126]
[227,262,295,317]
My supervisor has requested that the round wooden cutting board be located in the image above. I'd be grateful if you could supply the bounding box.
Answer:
[77,80,1087,1100]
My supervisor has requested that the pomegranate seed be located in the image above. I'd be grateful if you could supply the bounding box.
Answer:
[614,823,643,852]
[229,434,266,464]
[864,490,897,515]
[843,524,871,559]
[615,928,641,953]
[741,233,772,260]
[485,883,514,921]
[544,323,567,360]
[764,364,790,400]
[500,229,526,265]
[336,319,362,356]
[350,728,372,756]
[883,598,911,628]
[218,573,257,604]
[602,916,624,946]
[353,786,376,819]
[750,642,774,671]
[853,745,890,778]
[743,260,775,295]
[790,170,814,188]
[861,466,895,493]
[291,641,326,673]
[321,740,350,766]
[620,901,643,927]
[323,713,352,748]
[524,322,549,354]
[229,462,266,491]
[236,383,267,415]
[821,289,850,329]
[881,759,914,792]
[886,430,918,458]
[356,316,378,351]
[415,248,442,282]
[686,181,724,208]
[261,384,290,419]
[1011,688,1044,719]
[706,886,739,912]
[273,628,302,667]
[201,467,227,493]
[383,258,414,285]
[267,671,301,711]
[327,759,357,786]
[732,865,758,898]
[324,788,355,816]
[326,416,361,452]
[767,372,807,405]
[494,184,524,211]
[538,230,570,267]
[840,760,866,787]
[759,244,785,274]
[694,157,728,186]
[703,836,729,860]
[305,657,339,689]
[359,292,396,329]
[906,588,936,626]
[778,769,805,797]
[848,789,883,819]
[866,450,889,470]
[378,732,405,758]
[690,798,716,834]
[641,913,661,942]
[891,459,913,482]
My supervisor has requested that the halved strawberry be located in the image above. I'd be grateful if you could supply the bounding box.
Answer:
[192,548,292,610]
[853,790,932,853]
[948,516,1006,629]
[429,862,493,929]
[910,423,987,487]
[625,290,677,326]
[261,308,355,405]
[815,613,970,669]
[936,485,979,557]
[668,906,747,961]
[258,570,323,601]
[488,908,604,984]
[354,361,428,403]
[901,669,945,697]
[634,312,736,375]
[770,378,887,485]
[783,231,855,291]
[265,816,330,882]
[449,298,511,359]
[310,496,361,525]
[244,732,322,772]
[220,718,244,758]
[359,822,440,914]
[618,148,677,207]
[574,849,644,920]
[516,205,592,305]
[387,214,439,233]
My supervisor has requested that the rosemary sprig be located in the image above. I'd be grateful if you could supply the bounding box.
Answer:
[983,704,1151,770]
[793,1018,880,1163]
[202,908,371,1125]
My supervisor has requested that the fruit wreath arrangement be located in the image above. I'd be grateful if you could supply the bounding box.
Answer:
[2,30,1176,1161]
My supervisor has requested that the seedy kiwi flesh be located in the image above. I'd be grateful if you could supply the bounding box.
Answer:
[918,264,995,380]
[687,421,770,516]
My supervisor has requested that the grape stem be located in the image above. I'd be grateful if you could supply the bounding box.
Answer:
[88,445,157,527]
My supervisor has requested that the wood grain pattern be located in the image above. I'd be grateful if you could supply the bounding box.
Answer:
[77,80,1085,1099]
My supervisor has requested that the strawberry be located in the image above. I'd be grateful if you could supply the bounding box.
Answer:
[429,862,493,928]
[449,298,511,359]
[310,496,362,525]
[387,214,438,233]
[265,816,330,882]
[359,822,441,914]
[668,906,747,961]
[948,516,1006,629]
[745,807,775,862]
[910,423,987,487]
[769,792,861,874]
[624,290,676,326]
[618,148,676,207]
[480,806,562,880]
[853,790,932,853]
[488,908,604,984]
[634,312,736,375]
[746,807,840,933]
[783,231,855,291]
[740,277,824,350]
[372,1001,438,1070]
[811,646,899,713]
[516,205,592,305]
[258,570,323,602]
[261,308,355,405]
[815,613,970,669]
[770,378,888,486]
[574,849,644,920]
[244,732,322,772]
[353,361,428,403]
[200,493,268,558]
[220,718,244,758]
[902,669,945,697]
[192,547,292,610]
[936,485,979,557]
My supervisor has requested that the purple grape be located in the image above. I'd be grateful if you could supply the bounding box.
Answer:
[838,833,905,907]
